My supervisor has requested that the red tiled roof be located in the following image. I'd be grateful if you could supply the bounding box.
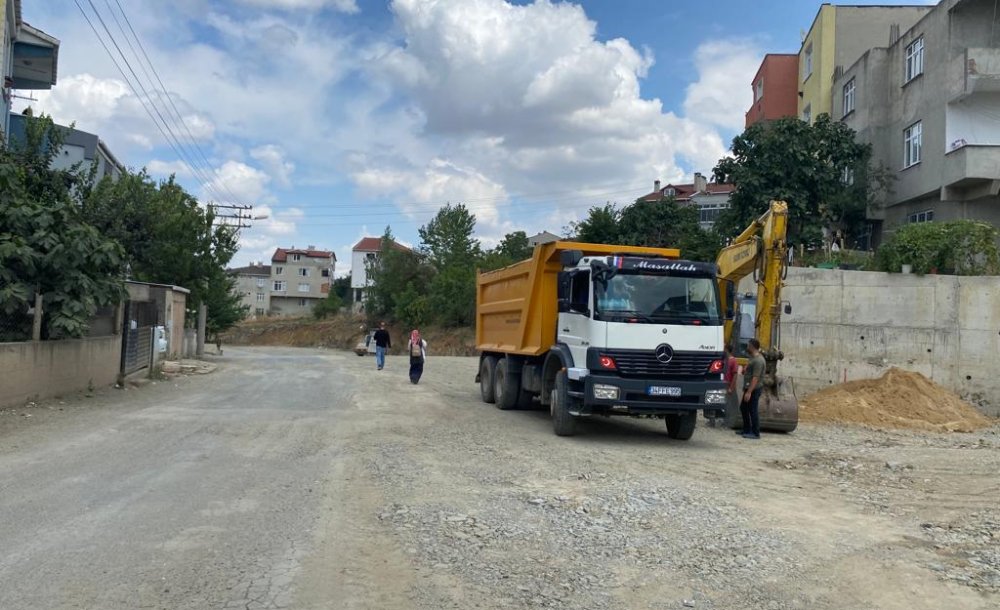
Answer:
[271,248,336,263]
[638,181,735,202]
[351,237,411,253]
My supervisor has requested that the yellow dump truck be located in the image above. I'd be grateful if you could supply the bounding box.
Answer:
[476,241,729,439]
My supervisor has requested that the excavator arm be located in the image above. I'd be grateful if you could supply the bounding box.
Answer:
[715,200,798,432]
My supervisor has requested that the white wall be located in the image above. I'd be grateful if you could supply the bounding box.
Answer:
[351,250,375,289]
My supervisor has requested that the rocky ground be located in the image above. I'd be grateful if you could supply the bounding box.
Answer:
[2,348,997,609]
[324,352,1000,610]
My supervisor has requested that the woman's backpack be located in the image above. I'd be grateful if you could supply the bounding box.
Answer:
[409,341,422,358]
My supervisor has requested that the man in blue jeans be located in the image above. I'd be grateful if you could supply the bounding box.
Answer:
[373,322,391,370]
[739,338,765,439]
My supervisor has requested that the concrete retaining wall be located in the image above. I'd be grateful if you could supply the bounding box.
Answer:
[0,336,123,407]
[778,268,1000,416]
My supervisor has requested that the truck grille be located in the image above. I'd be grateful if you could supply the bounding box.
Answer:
[600,349,720,379]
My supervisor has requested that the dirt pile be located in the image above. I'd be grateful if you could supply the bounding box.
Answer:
[800,368,993,433]
[221,315,478,357]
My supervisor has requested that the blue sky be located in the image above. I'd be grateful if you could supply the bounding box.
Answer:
[20,0,930,272]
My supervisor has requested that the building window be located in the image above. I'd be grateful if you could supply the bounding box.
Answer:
[842,78,855,116]
[273,281,286,292]
[292,253,301,262]
[802,103,812,124]
[803,43,813,80]
[274,266,283,275]
[298,268,310,277]
[256,292,265,302]
[321,269,330,277]
[841,167,855,186]
[256,278,265,288]
[905,36,924,83]
[904,121,922,168]
[298,283,310,293]
[699,204,730,225]
[255,308,265,316]
[755,80,764,101]
[298,298,308,307]
[664,187,675,197]
[909,210,934,223]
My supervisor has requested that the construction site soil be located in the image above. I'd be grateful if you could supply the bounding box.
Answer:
[800,368,994,433]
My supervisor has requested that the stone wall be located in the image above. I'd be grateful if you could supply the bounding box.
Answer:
[776,268,1000,416]
[0,336,123,407]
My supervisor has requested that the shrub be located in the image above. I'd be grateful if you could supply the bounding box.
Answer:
[876,220,1000,275]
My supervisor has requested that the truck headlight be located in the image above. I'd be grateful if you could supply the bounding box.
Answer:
[705,389,727,405]
[593,384,620,400]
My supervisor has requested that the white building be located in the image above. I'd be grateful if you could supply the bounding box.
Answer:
[350,237,411,310]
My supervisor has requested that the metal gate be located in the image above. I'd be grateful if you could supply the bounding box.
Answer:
[121,300,160,375]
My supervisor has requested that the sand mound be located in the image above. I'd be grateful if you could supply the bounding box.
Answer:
[800,368,993,433]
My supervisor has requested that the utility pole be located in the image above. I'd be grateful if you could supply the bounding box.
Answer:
[208,203,254,230]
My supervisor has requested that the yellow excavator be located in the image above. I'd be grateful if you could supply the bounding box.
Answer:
[716,200,798,432]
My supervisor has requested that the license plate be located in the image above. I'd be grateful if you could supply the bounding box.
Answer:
[647,386,682,397]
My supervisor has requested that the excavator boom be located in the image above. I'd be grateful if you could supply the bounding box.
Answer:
[716,200,798,432]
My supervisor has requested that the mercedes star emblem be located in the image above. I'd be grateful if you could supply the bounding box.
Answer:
[654,343,674,364]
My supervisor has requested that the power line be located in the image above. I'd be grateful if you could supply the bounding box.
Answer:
[74,0,232,205]
[107,0,244,206]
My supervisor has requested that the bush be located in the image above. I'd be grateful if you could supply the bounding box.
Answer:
[313,291,343,319]
[876,220,1000,275]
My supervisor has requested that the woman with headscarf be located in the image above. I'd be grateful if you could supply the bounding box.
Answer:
[407,329,428,384]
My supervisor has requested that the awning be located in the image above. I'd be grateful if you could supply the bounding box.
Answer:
[12,22,59,90]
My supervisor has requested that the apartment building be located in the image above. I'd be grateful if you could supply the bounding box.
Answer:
[8,113,124,179]
[832,0,1000,233]
[797,4,933,123]
[229,263,271,319]
[270,247,335,316]
[745,54,799,128]
[2,1,59,138]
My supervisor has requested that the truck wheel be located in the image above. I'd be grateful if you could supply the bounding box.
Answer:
[665,412,697,440]
[517,389,536,409]
[550,371,576,436]
[493,358,519,410]
[479,356,497,404]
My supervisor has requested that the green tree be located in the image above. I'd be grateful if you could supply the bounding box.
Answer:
[568,203,621,244]
[83,169,243,333]
[365,227,432,323]
[418,205,481,327]
[312,289,344,320]
[0,114,126,339]
[714,114,892,248]
[494,231,533,262]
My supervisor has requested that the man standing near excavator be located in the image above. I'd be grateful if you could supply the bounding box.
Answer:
[740,338,765,439]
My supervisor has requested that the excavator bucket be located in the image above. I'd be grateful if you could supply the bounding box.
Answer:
[723,373,798,433]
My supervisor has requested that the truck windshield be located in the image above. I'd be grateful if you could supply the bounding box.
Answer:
[594,272,722,325]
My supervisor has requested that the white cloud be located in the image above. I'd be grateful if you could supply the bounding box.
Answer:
[352,0,733,225]
[250,145,295,188]
[235,0,360,13]
[683,40,762,132]
[203,160,272,205]
[146,159,192,177]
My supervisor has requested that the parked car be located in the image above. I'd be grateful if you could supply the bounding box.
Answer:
[354,329,378,356]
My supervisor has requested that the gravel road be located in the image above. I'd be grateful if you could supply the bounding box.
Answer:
[1,346,997,610]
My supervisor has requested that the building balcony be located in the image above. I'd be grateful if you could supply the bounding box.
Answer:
[949,47,1000,102]
[941,145,1000,202]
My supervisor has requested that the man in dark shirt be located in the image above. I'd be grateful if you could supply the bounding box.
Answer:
[739,338,765,440]
[373,322,391,370]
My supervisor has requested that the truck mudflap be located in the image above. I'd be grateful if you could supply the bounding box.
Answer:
[575,374,727,416]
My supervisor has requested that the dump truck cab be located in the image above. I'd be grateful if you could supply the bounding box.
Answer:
[476,241,728,440]
[557,251,727,420]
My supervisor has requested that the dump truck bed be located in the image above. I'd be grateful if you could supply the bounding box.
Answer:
[475,241,680,357]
